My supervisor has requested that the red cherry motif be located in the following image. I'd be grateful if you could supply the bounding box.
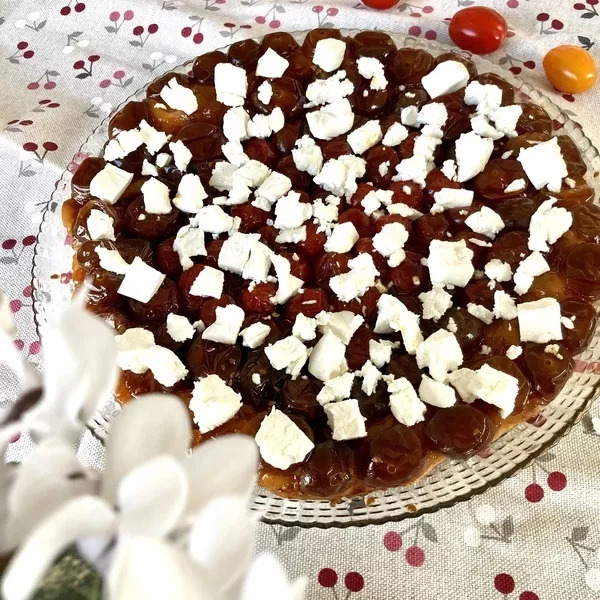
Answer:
[89,55,100,63]
[312,5,323,12]
[14,340,24,351]
[27,82,40,90]
[23,50,34,59]
[537,12,549,21]
[507,0,519,7]
[133,25,144,35]
[17,41,28,50]
[23,285,33,298]
[44,82,56,90]
[123,10,134,20]
[269,20,280,28]
[73,60,85,69]
[520,592,540,600]
[318,568,338,588]
[2,239,17,250]
[193,33,203,44]
[494,573,516,594]
[29,341,41,355]
[75,3,86,12]
[525,483,544,502]
[22,142,38,152]
[60,6,71,15]
[405,545,425,567]
[148,23,159,34]
[383,531,402,551]
[43,141,58,152]
[109,11,120,21]
[181,26,192,37]
[23,235,36,246]
[547,471,567,491]
[344,572,364,592]
[10,300,22,313]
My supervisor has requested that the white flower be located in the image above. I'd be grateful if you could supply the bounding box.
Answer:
[474,504,496,526]
[150,51,163,61]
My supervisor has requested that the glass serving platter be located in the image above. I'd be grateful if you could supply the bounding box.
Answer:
[32,30,600,528]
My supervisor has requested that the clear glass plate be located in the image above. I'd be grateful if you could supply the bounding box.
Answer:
[32,30,600,528]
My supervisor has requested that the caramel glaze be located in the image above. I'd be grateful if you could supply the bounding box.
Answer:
[62,29,599,501]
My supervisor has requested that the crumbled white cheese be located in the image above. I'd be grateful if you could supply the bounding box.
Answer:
[419,375,456,408]
[159,78,198,115]
[292,136,323,176]
[265,335,309,378]
[317,372,355,405]
[393,155,431,188]
[428,239,474,288]
[369,339,395,368]
[545,344,564,360]
[467,302,494,324]
[470,115,502,140]
[329,253,379,303]
[324,222,359,253]
[255,407,314,470]
[464,81,503,116]
[484,259,512,282]
[255,172,293,210]
[141,177,172,215]
[319,311,363,345]
[304,70,354,107]
[378,161,390,177]
[361,189,394,215]
[271,254,304,304]
[242,241,272,282]
[513,251,550,295]
[387,202,423,220]
[173,224,206,270]
[421,60,470,99]
[360,360,382,395]
[441,159,458,182]
[115,328,156,374]
[416,102,448,138]
[256,80,273,106]
[166,313,195,342]
[308,330,347,381]
[347,120,382,155]
[528,198,573,252]
[431,188,474,213]
[419,286,453,321]
[169,140,192,172]
[465,206,505,239]
[313,38,346,72]
[222,107,250,142]
[506,345,522,360]
[314,154,366,198]
[256,47,289,78]
[189,266,224,299]
[173,173,208,214]
[190,374,242,433]
[118,257,165,303]
[104,129,144,161]
[87,210,115,241]
[388,377,427,427]
[141,159,159,177]
[372,222,409,267]
[561,316,575,330]
[202,304,245,345]
[274,191,313,230]
[473,364,519,418]
[139,120,169,156]
[240,322,271,349]
[217,232,259,275]
[324,399,367,441]
[374,294,423,354]
[517,298,563,343]
[455,132,494,182]
[504,178,527,194]
[517,137,568,192]
[275,227,307,244]
[357,56,387,90]
[493,290,518,320]
[292,313,318,341]
[446,368,479,403]
[89,164,133,204]
[492,105,523,138]
[95,247,129,275]
[401,105,419,126]
[306,98,355,141]
[214,63,248,107]
[143,345,189,387]
[416,329,463,382]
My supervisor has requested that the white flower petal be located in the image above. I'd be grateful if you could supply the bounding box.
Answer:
[24,303,119,442]
[118,455,188,539]
[189,495,256,595]
[4,438,97,548]
[101,394,191,503]
[108,537,210,600]
[182,434,258,523]
[2,496,117,600]
[242,554,307,600]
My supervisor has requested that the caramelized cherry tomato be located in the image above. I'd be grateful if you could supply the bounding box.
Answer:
[449,7,508,55]
[543,45,598,94]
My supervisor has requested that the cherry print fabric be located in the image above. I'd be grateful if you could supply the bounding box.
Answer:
[0,0,600,597]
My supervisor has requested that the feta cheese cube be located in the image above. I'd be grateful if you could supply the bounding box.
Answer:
[329,253,379,302]
[428,240,474,288]
[492,105,523,138]
[325,221,359,253]
[324,399,366,441]
[388,377,427,427]
[143,345,189,387]
[274,191,313,229]
[446,368,479,403]
[256,81,273,106]
[421,60,470,99]
[255,407,314,470]
[441,159,458,181]
[118,257,165,303]
[202,304,245,345]
[235,160,272,188]
[517,137,568,191]
[141,159,159,177]
[189,374,242,433]
[89,164,133,204]
[256,47,289,78]
[306,98,355,141]
[455,132,494,182]
[416,102,448,138]
[275,227,307,244]
[241,322,271,349]
[382,122,409,147]
[173,173,207,214]
[431,188,474,214]
[360,360,382,395]
[242,241,272,282]
[517,298,563,343]
[361,189,393,215]
[493,290,518,320]
[506,345,522,360]
[115,328,155,374]
[357,56,387,90]
[401,105,419,127]
[317,372,355,405]
[314,154,366,198]
[393,155,431,187]
[292,136,323,176]
[369,340,395,369]
[95,247,130,275]
[464,81,502,116]
[292,314,318,341]
[484,259,512,282]
[372,222,409,267]
[256,172,293,210]
[104,129,144,161]
[139,120,169,155]
[214,63,248,107]
[528,199,573,252]
[416,329,463,381]
[313,38,346,72]
[173,224,206,270]
[265,335,309,378]
[168,140,192,173]
[189,266,224,299]
[141,177,172,215]
[467,302,494,324]
[87,209,115,241]
[166,313,195,342]
[465,206,505,239]
[308,330,347,381]
[374,294,423,354]
[472,364,519,418]
[504,178,527,194]
[418,375,457,408]
[271,254,304,304]
[217,232,257,275]
[304,70,354,107]
[321,310,363,345]
[347,120,382,155]
[513,251,550,295]
[193,205,234,234]
[419,286,453,321]
[159,78,198,115]
[222,107,250,142]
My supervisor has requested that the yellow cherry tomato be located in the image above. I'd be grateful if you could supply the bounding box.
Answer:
[543,45,597,94]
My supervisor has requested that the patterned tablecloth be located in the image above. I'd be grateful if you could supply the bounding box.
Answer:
[1,0,600,597]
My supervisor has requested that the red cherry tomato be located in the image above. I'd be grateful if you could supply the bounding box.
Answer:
[449,7,508,55]
[361,0,400,9]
